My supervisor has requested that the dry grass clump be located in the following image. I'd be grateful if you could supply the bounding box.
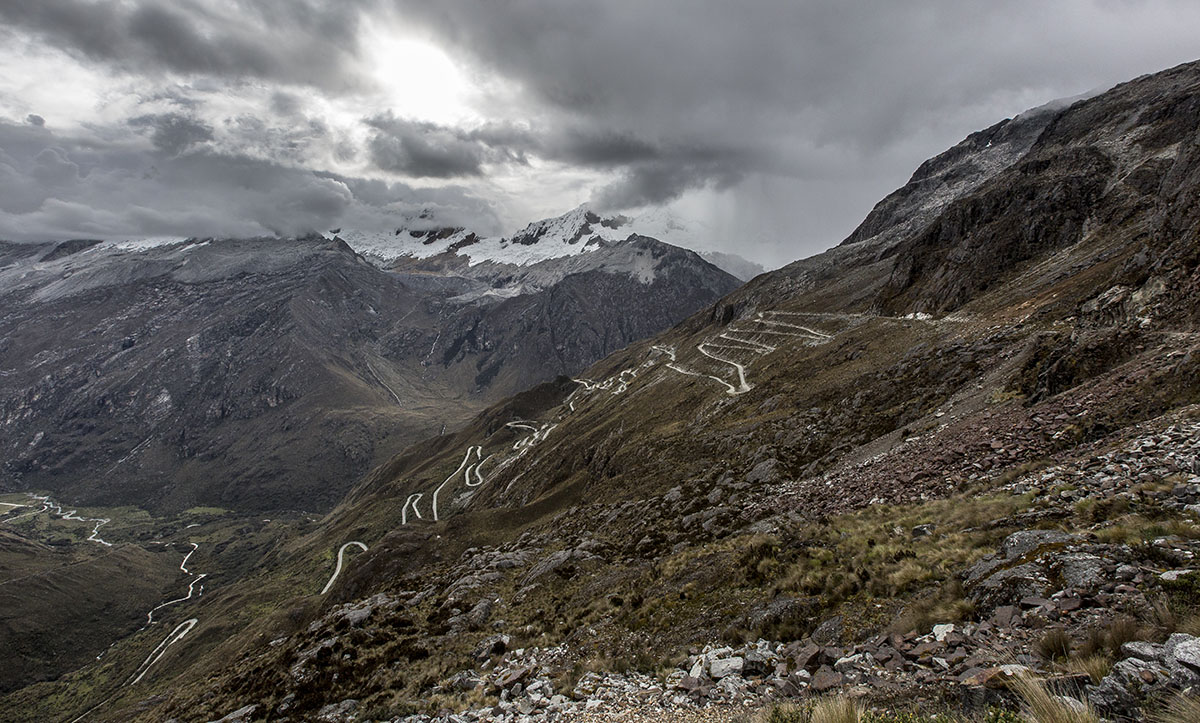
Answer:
[1154,693,1200,723]
[1061,654,1111,684]
[1010,672,1099,723]
[756,696,864,723]
[1035,628,1072,662]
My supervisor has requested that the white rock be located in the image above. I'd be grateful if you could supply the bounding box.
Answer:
[709,657,744,679]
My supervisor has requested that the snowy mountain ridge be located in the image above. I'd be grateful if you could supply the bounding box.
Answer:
[333,205,764,279]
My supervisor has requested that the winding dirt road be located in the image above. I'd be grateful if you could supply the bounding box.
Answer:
[126,618,198,685]
[662,310,833,396]
[145,543,206,625]
[321,541,368,595]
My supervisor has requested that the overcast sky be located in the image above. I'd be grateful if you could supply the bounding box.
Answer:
[0,1,1198,267]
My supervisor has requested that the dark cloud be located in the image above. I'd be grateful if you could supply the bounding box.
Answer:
[362,112,746,206]
[4,0,1200,265]
[25,114,45,127]
[592,155,748,211]
[0,0,371,91]
[366,116,486,178]
[386,0,1200,259]
[128,113,214,155]
[0,119,500,241]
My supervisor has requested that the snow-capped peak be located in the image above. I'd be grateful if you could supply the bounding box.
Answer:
[334,205,630,268]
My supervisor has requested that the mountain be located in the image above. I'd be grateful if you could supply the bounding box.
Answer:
[699,250,766,281]
[8,59,1200,721]
[338,204,767,281]
[0,223,738,515]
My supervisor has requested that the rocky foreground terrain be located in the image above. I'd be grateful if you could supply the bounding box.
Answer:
[6,59,1200,723]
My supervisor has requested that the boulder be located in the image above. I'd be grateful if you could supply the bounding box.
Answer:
[743,651,771,677]
[1053,553,1106,589]
[709,657,744,679]
[810,616,844,645]
[746,459,781,485]
[966,562,1050,609]
[1001,530,1080,559]
[208,705,258,723]
[1088,657,1171,716]
[810,667,843,692]
[473,634,510,661]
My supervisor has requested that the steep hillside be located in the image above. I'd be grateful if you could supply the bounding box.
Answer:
[8,59,1200,722]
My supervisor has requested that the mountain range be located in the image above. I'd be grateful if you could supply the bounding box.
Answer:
[0,222,737,513]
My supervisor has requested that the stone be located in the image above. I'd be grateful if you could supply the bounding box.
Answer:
[810,616,843,645]
[449,671,483,692]
[810,668,843,692]
[210,705,258,723]
[742,652,771,677]
[1019,596,1052,609]
[676,676,704,692]
[932,623,955,641]
[496,666,533,689]
[1119,641,1164,662]
[466,598,493,629]
[1001,530,1081,559]
[1057,597,1082,612]
[961,665,1031,689]
[1167,634,1200,671]
[967,563,1050,609]
[473,634,510,661]
[911,524,935,538]
[790,642,821,671]
[1055,553,1105,589]
[834,653,867,672]
[746,458,781,485]
[710,656,745,680]
[316,699,358,723]
[992,605,1018,626]
[572,672,603,699]
[1088,658,1169,716]
[523,550,573,584]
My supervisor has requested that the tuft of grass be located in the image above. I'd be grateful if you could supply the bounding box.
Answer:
[890,581,975,635]
[1154,693,1200,723]
[810,697,864,723]
[759,702,809,723]
[1010,673,1099,723]
[1061,654,1111,684]
[1036,628,1072,662]
[756,697,865,723]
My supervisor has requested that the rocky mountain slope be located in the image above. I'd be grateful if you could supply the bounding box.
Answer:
[6,58,1200,722]
[0,227,737,514]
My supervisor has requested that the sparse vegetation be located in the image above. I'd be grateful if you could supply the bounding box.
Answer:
[1010,673,1099,723]
[1154,693,1200,723]
[1035,628,1071,662]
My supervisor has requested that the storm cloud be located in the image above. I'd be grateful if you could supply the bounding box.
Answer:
[0,0,371,91]
[1,1,1199,265]
[0,119,501,241]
